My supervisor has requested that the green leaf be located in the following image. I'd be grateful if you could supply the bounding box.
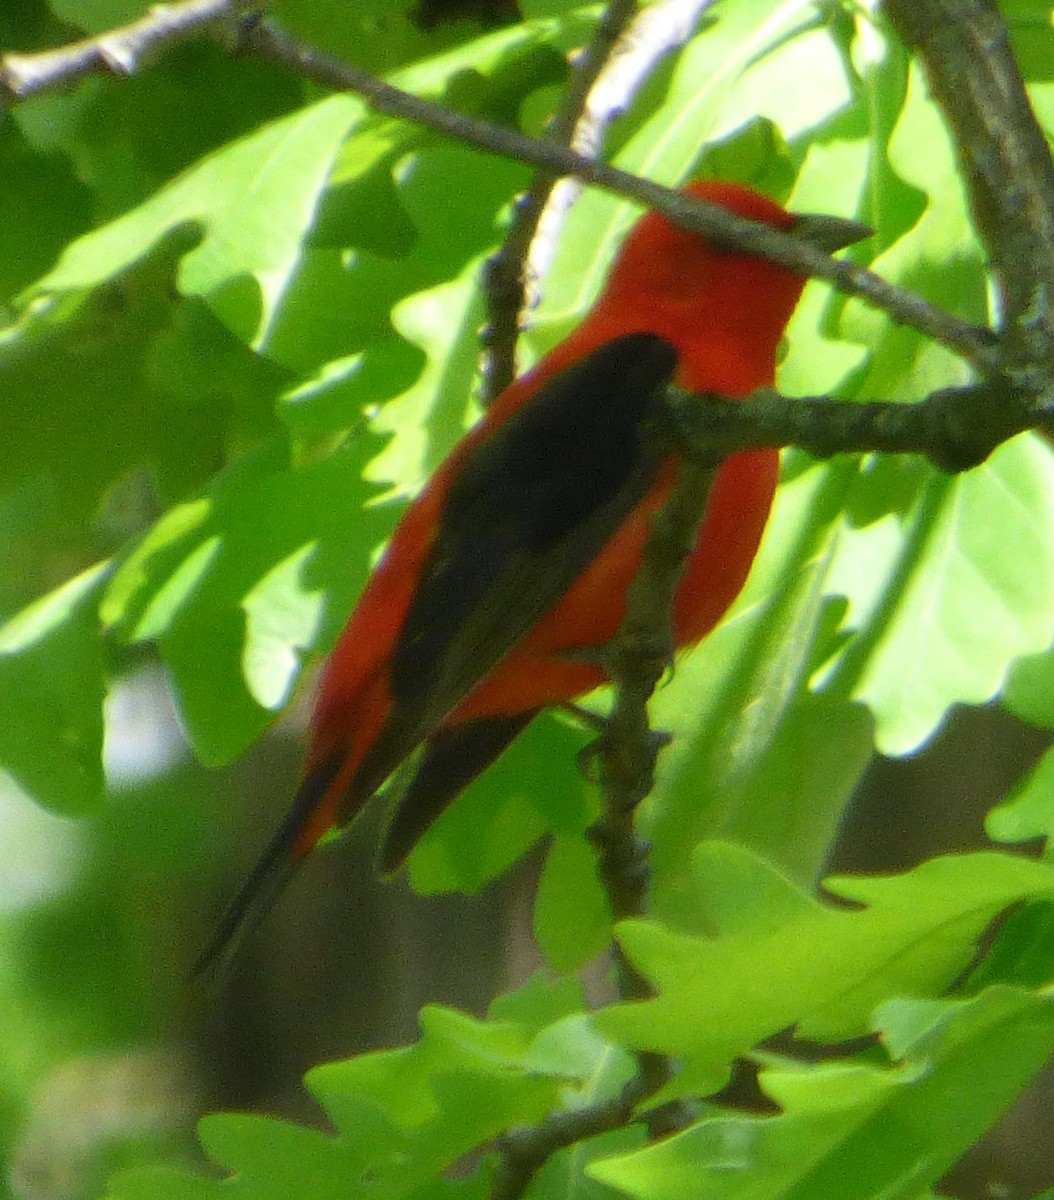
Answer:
[0,563,109,814]
[986,745,1054,849]
[109,1002,583,1199]
[0,121,92,305]
[105,1166,221,1200]
[101,437,391,765]
[48,0,149,33]
[21,95,363,347]
[1,256,275,596]
[966,898,1054,992]
[768,26,1018,762]
[802,57,1054,756]
[707,22,853,144]
[642,459,868,913]
[1003,643,1054,729]
[487,970,586,1030]
[533,1129,647,1200]
[14,40,304,225]
[264,132,526,383]
[819,436,1054,754]
[360,145,528,490]
[841,60,984,402]
[598,845,1054,1096]
[588,988,1054,1200]
[370,259,492,490]
[273,0,581,79]
[534,834,611,972]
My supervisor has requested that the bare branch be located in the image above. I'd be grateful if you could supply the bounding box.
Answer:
[588,461,715,939]
[0,0,245,105]
[481,0,641,404]
[589,459,717,1135]
[238,17,1001,374]
[491,449,713,1189]
[482,0,715,404]
[884,0,1054,384]
[491,1056,677,1200]
[0,7,1005,372]
[668,381,1048,474]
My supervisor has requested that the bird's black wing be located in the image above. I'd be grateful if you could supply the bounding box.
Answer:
[343,331,678,818]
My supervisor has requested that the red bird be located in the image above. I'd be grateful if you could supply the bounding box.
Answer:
[195,181,867,973]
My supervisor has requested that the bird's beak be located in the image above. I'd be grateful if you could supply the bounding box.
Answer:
[790,212,873,254]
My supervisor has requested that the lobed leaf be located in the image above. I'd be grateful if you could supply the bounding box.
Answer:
[588,988,1054,1200]
[598,844,1054,1095]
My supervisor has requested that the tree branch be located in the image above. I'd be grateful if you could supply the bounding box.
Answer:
[491,1057,674,1200]
[490,455,714,1197]
[0,0,244,105]
[590,458,716,1137]
[589,462,716,951]
[481,0,642,404]
[237,17,1000,374]
[668,379,1049,474]
[1,6,1005,372]
[883,0,1054,384]
[481,0,715,403]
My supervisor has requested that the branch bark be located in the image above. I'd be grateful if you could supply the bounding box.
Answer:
[240,16,1000,374]
[481,0,642,404]
[668,379,1047,474]
[0,0,243,105]
[883,0,1054,384]
[482,0,716,403]
[0,5,1005,373]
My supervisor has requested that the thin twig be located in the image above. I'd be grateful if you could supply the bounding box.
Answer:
[482,0,714,404]
[491,463,717,1199]
[491,1059,676,1200]
[0,6,1006,372]
[238,17,1001,374]
[481,0,640,404]
[0,0,245,105]
[589,457,719,1138]
[590,461,718,943]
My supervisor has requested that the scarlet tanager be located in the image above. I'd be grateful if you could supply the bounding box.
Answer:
[195,181,867,974]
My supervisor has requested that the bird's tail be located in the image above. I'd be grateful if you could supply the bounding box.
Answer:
[189,754,343,984]
[378,711,537,874]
